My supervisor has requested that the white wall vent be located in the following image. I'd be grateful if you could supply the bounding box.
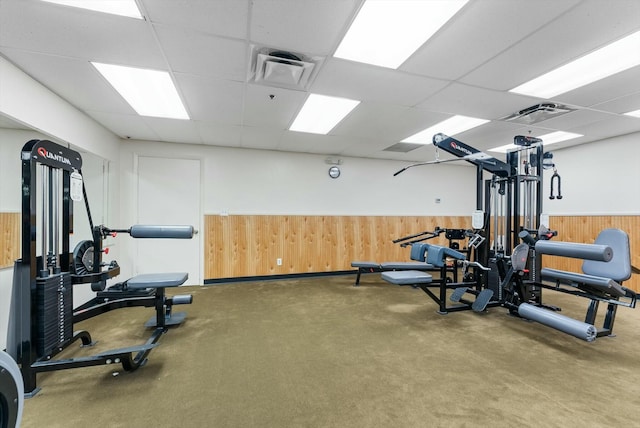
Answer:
[249,46,323,90]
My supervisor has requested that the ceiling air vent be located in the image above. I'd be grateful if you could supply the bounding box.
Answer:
[250,46,323,90]
[383,143,424,153]
[503,103,576,125]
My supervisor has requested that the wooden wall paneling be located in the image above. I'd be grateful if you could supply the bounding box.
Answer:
[203,215,637,290]
[1,212,20,269]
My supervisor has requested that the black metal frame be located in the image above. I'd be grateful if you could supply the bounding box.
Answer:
[10,140,187,396]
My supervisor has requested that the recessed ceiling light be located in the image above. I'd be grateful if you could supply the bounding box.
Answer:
[624,109,640,118]
[289,94,360,135]
[334,0,468,69]
[489,131,583,153]
[510,30,640,98]
[41,0,143,19]
[92,62,189,120]
[401,115,489,144]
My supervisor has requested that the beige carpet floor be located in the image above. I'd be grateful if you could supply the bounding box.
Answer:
[20,274,640,427]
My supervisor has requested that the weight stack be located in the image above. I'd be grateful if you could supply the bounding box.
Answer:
[36,273,73,357]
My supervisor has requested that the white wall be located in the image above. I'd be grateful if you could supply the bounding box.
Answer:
[114,140,479,280]
[542,132,640,215]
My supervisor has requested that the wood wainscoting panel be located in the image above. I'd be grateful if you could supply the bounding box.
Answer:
[1,212,20,269]
[205,214,639,291]
[204,215,471,279]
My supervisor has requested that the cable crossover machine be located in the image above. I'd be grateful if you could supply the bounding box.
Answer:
[6,139,194,397]
[388,133,637,342]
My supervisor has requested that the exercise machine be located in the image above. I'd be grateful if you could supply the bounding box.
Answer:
[7,139,194,396]
[0,350,23,428]
[390,133,637,341]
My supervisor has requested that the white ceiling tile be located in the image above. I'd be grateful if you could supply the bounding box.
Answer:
[1,0,638,160]
[243,84,308,128]
[552,66,640,108]
[240,126,284,150]
[0,49,135,114]
[143,117,202,144]
[0,0,165,68]
[155,26,247,80]
[461,0,640,90]
[312,59,449,106]
[196,121,242,147]
[592,91,640,114]
[331,102,413,140]
[250,0,360,55]
[527,109,616,132]
[403,0,581,80]
[416,83,540,120]
[143,0,250,39]
[85,112,159,140]
[175,74,244,123]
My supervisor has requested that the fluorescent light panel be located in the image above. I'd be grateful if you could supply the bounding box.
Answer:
[402,115,489,144]
[41,0,143,19]
[489,131,583,153]
[624,109,640,118]
[511,30,640,98]
[334,0,468,69]
[289,94,360,135]
[92,62,189,120]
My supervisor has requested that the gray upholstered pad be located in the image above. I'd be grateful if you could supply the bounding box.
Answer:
[127,272,188,289]
[541,268,625,297]
[380,262,435,270]
[351,261,380,268]
[382,270,432,285]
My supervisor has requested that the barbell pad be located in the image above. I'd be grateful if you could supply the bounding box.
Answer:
[129,225,194,239]
[518,303,597,342]
[171,295,193,305]
[534,240,612,262]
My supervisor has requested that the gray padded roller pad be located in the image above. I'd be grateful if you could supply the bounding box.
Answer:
[540,268,625,297]
[518,303,597,342]
[382,270,432,285]
[534,240,612,262]
[127,272,188,289]
[130,225,194,239]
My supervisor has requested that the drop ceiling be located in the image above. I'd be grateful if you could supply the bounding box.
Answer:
[0,0,639,162]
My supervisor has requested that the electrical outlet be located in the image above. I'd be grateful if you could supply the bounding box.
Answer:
[276,258,282,266]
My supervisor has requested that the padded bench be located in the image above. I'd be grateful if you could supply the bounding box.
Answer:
[381,270,432,287]
[127,272,191,328]
[350,261,435,286]
[127,272,188,289]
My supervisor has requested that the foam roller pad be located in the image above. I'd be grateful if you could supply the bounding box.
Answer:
[130,225,194,239]
[518,303,597,342]
[534,240,612,262]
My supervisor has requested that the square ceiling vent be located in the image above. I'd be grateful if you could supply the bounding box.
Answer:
[502,103,576,125]
[249,45,323,90]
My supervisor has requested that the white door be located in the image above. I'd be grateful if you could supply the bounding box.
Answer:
[136,156,201,285]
